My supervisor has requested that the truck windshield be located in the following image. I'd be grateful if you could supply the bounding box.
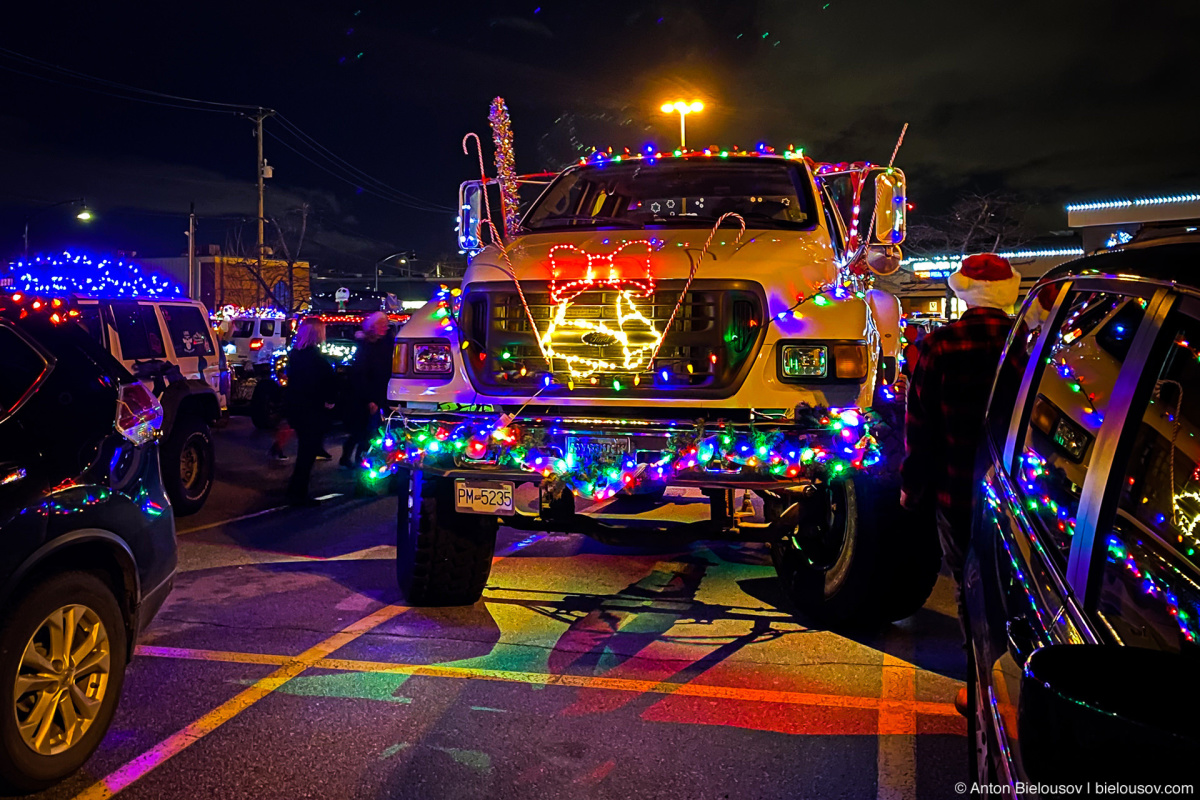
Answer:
[522,159,815,232]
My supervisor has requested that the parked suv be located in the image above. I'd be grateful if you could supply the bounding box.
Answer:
[966,236,1200,787]
[0,293,176,792]
[73,298,224,514]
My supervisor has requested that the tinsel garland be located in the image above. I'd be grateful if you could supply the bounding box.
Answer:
[362,406,887,501]
[489,97,521,239]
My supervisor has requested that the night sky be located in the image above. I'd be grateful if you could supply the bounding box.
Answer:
[2,0,1197,276]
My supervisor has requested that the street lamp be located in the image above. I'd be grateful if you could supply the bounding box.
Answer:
[23,198,93,258]
[660,100,704,149]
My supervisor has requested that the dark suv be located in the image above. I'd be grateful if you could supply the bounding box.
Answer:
[967,237,1200,787]
[0,293,176,792]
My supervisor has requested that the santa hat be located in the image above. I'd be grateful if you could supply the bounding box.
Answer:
[947,253,1020,310]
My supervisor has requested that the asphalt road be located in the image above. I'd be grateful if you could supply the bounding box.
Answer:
[20,417,968,800]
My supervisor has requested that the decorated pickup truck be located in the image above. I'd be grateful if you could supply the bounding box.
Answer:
[369,104,939,626]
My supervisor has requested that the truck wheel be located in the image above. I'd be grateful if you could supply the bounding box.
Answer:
[250,380,282,430]
[769,476,940,627]
[396,470,497,606]
[0,572,127,794]
[162,415,214,516]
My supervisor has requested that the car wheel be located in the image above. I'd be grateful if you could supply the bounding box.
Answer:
[396,469,497,606]
[0,572,127,793]
[162,415,214,516]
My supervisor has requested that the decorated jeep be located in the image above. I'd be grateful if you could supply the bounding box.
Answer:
[369,105,939,626]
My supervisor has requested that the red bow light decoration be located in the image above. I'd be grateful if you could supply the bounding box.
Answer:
[548,239,658,304]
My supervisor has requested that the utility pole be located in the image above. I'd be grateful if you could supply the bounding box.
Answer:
[187,202,197,300]
[251,107,275,306]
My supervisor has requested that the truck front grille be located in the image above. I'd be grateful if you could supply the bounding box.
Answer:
[458,279,766,398]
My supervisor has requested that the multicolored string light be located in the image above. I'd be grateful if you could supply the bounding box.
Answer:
[362,407,883,501]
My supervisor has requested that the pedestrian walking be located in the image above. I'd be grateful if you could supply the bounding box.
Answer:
[284,317,337,506]
[340,311,393,468]
[899,253,1017,708]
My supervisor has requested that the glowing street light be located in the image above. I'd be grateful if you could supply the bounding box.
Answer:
[660,100,704,148]
[22,198,93,258]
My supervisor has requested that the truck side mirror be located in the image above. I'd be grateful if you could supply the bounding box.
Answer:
[872,169,906,246]
[1018,644,1200,783]
[458,181,484,253]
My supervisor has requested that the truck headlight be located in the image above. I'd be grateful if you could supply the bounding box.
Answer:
[413,342,453,374]
[780,344,828,378]
[778,341,869,381]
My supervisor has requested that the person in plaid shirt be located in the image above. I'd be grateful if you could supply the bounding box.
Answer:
[901,253,1017,670]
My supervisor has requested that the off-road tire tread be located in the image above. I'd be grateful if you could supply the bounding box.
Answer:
[397,470,497,606]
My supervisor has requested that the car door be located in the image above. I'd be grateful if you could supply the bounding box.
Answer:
[970,281,1167,787]
[1079,291,1200,651]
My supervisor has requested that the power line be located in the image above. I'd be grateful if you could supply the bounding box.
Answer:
[272,114,447,208]
[0,45,259,113]
[262,130,451,214]
[0,46,454,214]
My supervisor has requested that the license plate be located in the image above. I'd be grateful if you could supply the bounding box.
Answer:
[455,479,514,516]
[567,435,630,463]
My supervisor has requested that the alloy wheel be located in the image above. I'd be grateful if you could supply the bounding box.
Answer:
[14,604,111,756]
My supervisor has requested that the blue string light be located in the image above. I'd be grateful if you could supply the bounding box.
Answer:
[8,251,182,298]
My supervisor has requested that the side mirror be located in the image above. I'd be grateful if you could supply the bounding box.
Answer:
[872,169,906,245]
[1019,644,1200,783]
[457,181,485,253]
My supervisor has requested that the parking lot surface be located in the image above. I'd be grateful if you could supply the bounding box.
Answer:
[19,418,968,800]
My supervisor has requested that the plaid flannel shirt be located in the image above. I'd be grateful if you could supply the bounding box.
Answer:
[901,307,1013,517]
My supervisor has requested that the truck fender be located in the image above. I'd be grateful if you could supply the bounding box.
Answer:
[159,380,221,437]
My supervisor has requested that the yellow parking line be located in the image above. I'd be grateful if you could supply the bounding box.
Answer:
[73,604,407,800]
[877,653,919,800]
[135,644,959,721]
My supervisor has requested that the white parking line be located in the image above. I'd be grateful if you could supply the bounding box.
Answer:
[176,494,344,535]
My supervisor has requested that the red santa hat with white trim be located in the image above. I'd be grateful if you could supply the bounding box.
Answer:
[947,253,1020,310]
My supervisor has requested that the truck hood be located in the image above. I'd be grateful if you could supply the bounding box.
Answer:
[464,227,839,301]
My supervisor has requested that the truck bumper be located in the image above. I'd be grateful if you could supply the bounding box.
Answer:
[365,407,884,499]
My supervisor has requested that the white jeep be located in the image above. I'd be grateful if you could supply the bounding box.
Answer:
[376,148,940,627]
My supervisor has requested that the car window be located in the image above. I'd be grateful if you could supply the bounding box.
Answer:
[987,282,1062,451]
[232,320,255,338]
[75,305,105,345]
[108,302,166,360]
[160,305,215,357]
[1100,311,1200,652]
[0,325,50,415]
[260,319,276,337]
[1012,289,1150,562]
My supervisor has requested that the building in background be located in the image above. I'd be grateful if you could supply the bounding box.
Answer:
[142,246,311,311]
[890,191,1199,318]
[1066,193,1200,251]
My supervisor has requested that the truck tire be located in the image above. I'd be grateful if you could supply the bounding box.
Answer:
[768,476,940,627]
[0,572,128,794]
[396,470,497,606]
[161,415,214,516]
[250,380,283,430]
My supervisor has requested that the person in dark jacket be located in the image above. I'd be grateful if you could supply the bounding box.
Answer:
[285,317,337,505]
[340,311,394,467]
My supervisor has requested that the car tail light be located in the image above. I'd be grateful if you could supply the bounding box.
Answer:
[393,342,409,375]
[116,382,163,445]
[249,337,264,351]
[413,342,453,374]
[832,344,869,380]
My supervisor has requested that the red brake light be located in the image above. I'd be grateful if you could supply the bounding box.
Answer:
[249,337,264,351]
[116,383,163,445]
